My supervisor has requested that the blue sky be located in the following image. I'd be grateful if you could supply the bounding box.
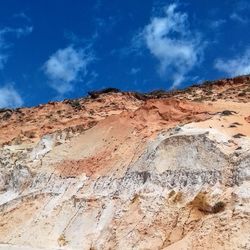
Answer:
[0,0,250,108]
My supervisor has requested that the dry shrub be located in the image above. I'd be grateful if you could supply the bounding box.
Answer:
[58,233,68,246]
[190,192,225,213]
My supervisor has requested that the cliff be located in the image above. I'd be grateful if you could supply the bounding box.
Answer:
[0,76,250,250]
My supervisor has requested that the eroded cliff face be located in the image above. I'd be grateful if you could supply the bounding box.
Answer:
[0,76,250,250]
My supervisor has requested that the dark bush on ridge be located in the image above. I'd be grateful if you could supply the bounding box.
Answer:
[88,88,121,98]
[147,89,167,98]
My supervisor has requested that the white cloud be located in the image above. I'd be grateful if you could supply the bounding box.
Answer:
[0,85,23,108]
[43,46,94,95]
[214,48,250,76]
[141,4,203,88]
[0,26,33,70]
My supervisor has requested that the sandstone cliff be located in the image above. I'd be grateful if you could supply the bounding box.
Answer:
[0,76,250,250]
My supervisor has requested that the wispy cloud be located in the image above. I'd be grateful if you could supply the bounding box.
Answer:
[214,48,250,76]
[230,13,249,24]
[0,84,23,108]
[0,26,33,69]
[210,19,226,29]
[0,52,8,70]
[0,29,10,69]
[130,67,140,75]
[13,12,32,22]
[230,0,250,24]
[235,0,250,12]
[43,46,94,95]
[138,3,204,88]
[0,26,33,41]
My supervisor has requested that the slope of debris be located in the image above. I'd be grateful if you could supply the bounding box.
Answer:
[0,76,250,250]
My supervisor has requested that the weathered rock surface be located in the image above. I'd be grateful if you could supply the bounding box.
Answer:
[0,76,250,249]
